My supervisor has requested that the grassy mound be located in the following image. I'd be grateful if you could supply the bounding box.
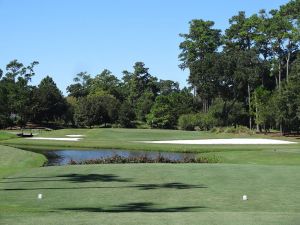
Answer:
[0,145,46,179]
[0,131,17,141]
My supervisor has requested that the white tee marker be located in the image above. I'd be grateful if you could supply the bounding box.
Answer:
[242,195,248,201]
[38,194,43,199]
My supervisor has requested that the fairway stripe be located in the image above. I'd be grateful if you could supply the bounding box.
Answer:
[138,138,296,145]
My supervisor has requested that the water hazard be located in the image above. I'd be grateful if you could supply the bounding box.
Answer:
[38,149,196,166]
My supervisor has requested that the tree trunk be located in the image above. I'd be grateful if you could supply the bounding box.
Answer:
[206,100,209,113]
[202,99,209,113]
[255,92,259,132]
[286,52,290,83]
[278,62,281,89]
[248,83,252,130]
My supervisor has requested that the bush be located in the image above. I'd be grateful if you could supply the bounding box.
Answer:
[195,112,218,131]
[210,126,254,134]
[111,123,122,128]
[178,112,218,131]
[208,98,247,127]
[178,114,196,131]
[135,121,151,129]
[68,154,220,164]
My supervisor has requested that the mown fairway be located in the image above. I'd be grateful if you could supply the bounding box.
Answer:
[1,163,300,225]
[0,129,300,225]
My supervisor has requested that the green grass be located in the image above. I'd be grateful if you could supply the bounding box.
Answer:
[1,128,300,224]
[2,128,299,153]
[0,145,46,179]
[0,131,17,141]
[0,164,300,224]
[201,148,300,165]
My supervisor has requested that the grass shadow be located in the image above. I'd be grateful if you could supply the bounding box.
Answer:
[0,173,132,183]
[135,182,207,190]
[60,202,205,213]
[56,173,131,183]
[1,182,207,191]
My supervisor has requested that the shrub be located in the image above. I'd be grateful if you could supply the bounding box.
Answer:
[135,121,151,129]
[178,112,218,131]
[111,123,122,128]
[196,154,220,163]
[178,114,196,131]
[210,126,254,134]
[194,112,218,131]
[68,154,220,164]
[208,98,247,127]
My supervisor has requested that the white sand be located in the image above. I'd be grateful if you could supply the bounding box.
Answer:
[65,135,85,137]
[27,137,82,142]
[140,138,296,145]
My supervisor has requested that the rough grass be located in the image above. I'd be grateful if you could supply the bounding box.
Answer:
[1,164,300,225]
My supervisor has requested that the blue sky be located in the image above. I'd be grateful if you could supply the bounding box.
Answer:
[0,0,289,94]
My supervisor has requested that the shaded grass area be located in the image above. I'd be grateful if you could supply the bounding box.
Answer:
[0,164,300,224]
[1,128,299,154]
[0,145,46,179]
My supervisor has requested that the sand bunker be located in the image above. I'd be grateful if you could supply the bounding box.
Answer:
[27,137,82,142]
[140,138,296,145]
[65,135,85,137]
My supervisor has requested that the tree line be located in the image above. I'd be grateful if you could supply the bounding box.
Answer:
[0,0,299,134]
[0,60,192,129]
[178,0,300,134]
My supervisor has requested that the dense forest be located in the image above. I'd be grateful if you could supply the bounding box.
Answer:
[0,0,299,134]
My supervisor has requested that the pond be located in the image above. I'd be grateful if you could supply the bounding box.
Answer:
[37,149,196,166]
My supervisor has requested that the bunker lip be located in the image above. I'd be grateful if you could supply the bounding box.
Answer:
[138,138,296,145]
[65,135,85,137]
[26,137,82,142]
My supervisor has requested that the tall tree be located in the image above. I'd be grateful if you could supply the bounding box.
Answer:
[179,19,222,112]
[2,60,39,127]
[32,76,67,123]
[89,69,123,99]
[67,72,92,98]
[147,89,194,129]
[179,19,222,69]
[224,12,262,129]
